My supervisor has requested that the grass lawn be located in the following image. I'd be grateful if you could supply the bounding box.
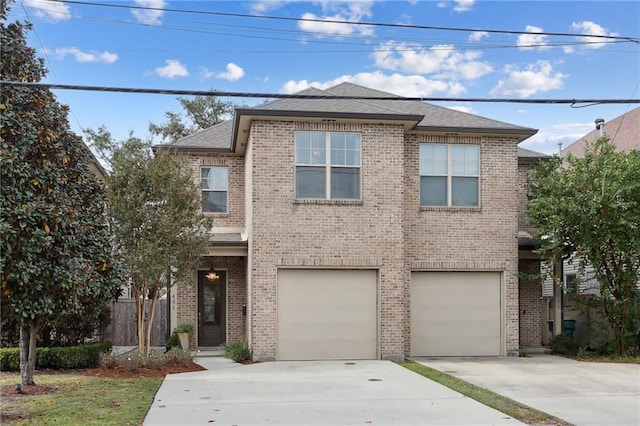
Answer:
[0,373,162,425]
[400,361,571,426]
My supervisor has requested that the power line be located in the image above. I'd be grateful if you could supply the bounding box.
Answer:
[2,81,638,105]
[51,0,640,44]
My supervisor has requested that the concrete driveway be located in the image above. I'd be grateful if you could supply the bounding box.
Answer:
[144,358,524,425]
[416,354,640,426]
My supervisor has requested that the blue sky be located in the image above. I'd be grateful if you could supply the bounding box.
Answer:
[8,0,640,154]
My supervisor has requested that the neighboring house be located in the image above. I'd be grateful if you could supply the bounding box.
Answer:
[157,82,547,360]
[541,107,640,344]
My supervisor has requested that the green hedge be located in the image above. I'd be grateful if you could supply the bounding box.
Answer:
[0,341,112,371]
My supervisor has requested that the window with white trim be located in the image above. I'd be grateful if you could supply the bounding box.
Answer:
[201,166,228,213]
[295,132,361,200]
[419,144,479,207]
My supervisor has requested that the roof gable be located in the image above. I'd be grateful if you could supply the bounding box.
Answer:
[562,107,640,157]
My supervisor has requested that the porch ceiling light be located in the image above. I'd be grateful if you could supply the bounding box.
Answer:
[206,266,219,281]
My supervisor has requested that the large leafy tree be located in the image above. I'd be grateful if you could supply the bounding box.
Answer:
[0,2,120,384]
[86,128,211,356]
[528,136,640,355]
[148,94,238,143]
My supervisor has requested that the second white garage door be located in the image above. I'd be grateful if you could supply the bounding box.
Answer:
[411,271,501,356]
[277,269,377,361]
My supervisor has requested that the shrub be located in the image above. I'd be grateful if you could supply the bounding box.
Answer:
[0,347,20,371]
[548,334,580,356]
[164,348,194,367]
[175,324,194,335]
[224,341,252,362]
[0,341,112,371]
[166,332,181,351]
[100,348,194,370]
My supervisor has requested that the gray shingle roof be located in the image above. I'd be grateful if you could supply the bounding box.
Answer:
[171,120,233,148]
[562,106,640,157]
[163,82,537,150]
[517,146,551,161]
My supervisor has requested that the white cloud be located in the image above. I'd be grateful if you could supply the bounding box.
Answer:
[198,67,214,80]
[468,31,488,42]
[48,47,118,63]
[298,1,375,37]
[453,0,475,12]
[281,71,467,97]
[570,21,618,50]
[517,25,550,50]
[216,63,245,82]
[23,0,71,21]
[373,42,493,81]
[132,0,166,25]
[155,59,188,79]
[437,2,448,8]
[490,60,567,98]
[251,1,292,14]
[521,122,594,154]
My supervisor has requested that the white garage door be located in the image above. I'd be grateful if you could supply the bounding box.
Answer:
[277,269,377,361]
[411,272,501,356]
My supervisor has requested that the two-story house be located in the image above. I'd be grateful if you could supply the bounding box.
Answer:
[157,82,543,360]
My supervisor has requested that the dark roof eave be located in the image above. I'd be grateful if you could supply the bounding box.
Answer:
[414,125,538,139]
[153,145,233,154]
[208,241,248,247]
[232,109,424,152]
[234,108,425,122]
[518,156,552,163]
[518,237,542,251]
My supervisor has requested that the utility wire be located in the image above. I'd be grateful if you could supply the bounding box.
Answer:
[50,0,640,44]
[2,81,638,105]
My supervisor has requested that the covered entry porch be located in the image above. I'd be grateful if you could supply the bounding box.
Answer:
[171,230,248,349]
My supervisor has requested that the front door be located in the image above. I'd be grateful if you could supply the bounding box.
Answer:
[198,270,226,347]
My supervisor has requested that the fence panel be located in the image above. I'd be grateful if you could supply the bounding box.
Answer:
[104,299,167,347]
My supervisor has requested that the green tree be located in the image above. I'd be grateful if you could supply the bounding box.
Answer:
[528,136,640,355]
[86,128,211,356]
[148,93,237,143]
[0,2,120,384]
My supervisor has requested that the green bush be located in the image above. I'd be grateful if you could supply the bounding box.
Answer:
[0,341,112,371]
[166,332,181,351]
[548,334,580,356]
[0,347,20,371]
[101,348,194,371]
[224,341,252,362]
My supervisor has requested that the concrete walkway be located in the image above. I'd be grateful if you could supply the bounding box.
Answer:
[144,359,525,425]
[415,354,640,426]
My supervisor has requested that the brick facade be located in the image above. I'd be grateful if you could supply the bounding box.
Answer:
[519,259,543,347]
[174,116,534,357]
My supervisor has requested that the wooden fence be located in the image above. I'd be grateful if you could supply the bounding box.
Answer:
[103,299,168,347]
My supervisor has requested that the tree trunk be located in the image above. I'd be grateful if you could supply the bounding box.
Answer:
[19,321,39,385]
[136,292,145,355]
[145,292,159,357]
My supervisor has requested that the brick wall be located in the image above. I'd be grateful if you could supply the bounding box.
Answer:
[180,153,245,227]
[517,162,536,236]
[248,121,406,360]
[175,121,524,357]
[404,134,521,354]
[519,259,542,347]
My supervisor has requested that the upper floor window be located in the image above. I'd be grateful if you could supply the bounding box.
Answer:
[419,144,479,207]
[295,132,361,200]
[201,166,228,213]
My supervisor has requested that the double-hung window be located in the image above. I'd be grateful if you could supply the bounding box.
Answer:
[419,144,479,207]
[295,132,361,200]
[201,166,228,213]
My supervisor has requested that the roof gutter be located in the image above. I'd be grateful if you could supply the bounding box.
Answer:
[413,125,538,142]
[232,109,425,153]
